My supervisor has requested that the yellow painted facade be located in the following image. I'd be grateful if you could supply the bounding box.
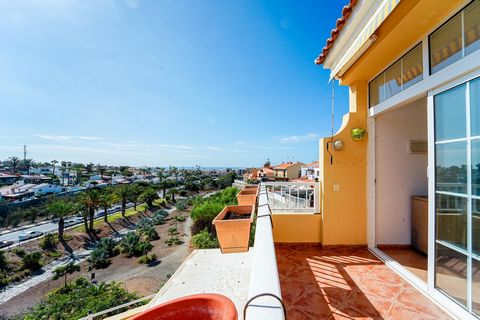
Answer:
[318,0,464,245]
[272,214,322,243]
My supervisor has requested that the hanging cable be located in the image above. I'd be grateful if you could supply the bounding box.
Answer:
[326,79,335,165]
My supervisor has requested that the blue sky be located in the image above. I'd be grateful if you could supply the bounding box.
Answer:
[0,0,349,167]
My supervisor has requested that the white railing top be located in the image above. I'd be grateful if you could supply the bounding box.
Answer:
[263,181,318,186]
[246,185,285,320]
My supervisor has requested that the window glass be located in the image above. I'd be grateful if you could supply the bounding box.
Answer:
[402,44,423,89]
[471,78,480,137]
[436,194,467,249]
[435,243,468,307]
[434,84,466,141]
[473,199,480,256]
[474,258,480,316]
[464,0,480,56]
[430,14,462,73]
[369,74,384,107]
[384,59,402,99]
[436,142,467,194]
[473,141,480,196]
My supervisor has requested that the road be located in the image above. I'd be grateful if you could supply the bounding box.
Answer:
[0,203,134,247]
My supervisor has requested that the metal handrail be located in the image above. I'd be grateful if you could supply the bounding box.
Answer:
[80,294,155,320]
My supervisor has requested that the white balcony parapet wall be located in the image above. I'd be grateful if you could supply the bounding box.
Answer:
[264,181,320,214]
[245,185,285,320]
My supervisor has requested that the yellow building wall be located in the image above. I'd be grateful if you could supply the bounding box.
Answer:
[272,214,322,243]
[318,0,464,245]
[286,163,303,180]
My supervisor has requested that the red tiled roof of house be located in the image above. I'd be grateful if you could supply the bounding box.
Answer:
[314,0,358,65]
[273,162,302,170]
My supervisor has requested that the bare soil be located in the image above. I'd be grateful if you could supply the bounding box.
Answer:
[0,209,194,317]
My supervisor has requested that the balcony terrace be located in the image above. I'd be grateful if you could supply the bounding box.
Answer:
[92,183,454,320]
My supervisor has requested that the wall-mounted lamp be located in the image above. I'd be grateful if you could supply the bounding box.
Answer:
[332,140,344,151]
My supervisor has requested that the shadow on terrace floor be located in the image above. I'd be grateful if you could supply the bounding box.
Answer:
[275,245,452,320]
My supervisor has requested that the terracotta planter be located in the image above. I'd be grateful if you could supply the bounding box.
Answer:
[130,293,237,320]
[213,205,254,253]
[237,187,258,206]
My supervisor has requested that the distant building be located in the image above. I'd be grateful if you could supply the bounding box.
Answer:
[273,162,304,181]
[300,161,320,181]
[31,183,64,196]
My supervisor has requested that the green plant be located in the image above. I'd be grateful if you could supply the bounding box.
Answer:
[175,215,186,222]
[45,251,62,258]
[168,226,178,235]
[0,273,11,287]
[22,277,139,320]
[96,237,117,257]
[90,246,111,269]
[13,248,25,257]
[22,252,43,271]
[138,253,157,264]
[120,232,153,257]
[192,229,219,249]
[52,262,80,287]
[139,224,159,241]
[165,236,182,246]
[40,233,58,250]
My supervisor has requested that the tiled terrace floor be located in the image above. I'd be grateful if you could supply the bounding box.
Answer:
[276,245,452,320]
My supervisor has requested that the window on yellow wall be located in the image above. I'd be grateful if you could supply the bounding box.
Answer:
[368,43,423,108]
[429,0,480,74]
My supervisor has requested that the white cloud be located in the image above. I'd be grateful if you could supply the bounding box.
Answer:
[206,146,222,151]
[35,134,74,141]
[78,136,105,141]
[278,133,319,144]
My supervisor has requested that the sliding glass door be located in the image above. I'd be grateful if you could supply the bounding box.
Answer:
[434,77,480,316]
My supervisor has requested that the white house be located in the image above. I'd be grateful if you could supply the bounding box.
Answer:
[31,183,64,196]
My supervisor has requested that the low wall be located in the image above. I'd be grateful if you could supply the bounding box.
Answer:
[272,214,322,243]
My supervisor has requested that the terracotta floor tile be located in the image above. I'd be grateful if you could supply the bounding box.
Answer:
[276,245,452,320]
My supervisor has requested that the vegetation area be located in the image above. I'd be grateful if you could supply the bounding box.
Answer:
[21,277,139,320]
[190,187,238,249]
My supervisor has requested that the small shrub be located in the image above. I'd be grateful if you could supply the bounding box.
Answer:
[152,217,165,225]
[138,253,157,264]
[22,252,43,271]
[139,224,159,241]
[13,248,25,258]
[175,199,188,211]
[192,229,219,249]
[121,232,153,257]
[0,273,11,287]
[90,246,110,269]
[165,237,182,246]
[40,234,58,250]
[45,251,62,258]
[153,209,168,219]
[174,215,185,222]
[168,227,178,235]
[96,238,117,257]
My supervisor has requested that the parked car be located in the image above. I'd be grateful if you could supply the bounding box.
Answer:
[18,230,44,241]
[0,240,14,249]
[64,220,76,228]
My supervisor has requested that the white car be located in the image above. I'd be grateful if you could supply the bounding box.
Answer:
[19,230,44,241]
[64,220,76,228]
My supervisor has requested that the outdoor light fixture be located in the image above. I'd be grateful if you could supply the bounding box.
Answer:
[332,140,344,151]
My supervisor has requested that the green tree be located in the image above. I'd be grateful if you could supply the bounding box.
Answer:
[22,158,35,175]
[99,190,116,223]
[139,187,159,207]
[157,168,168,198]
[129,184,143,211]
[0,251,8,270]
[167,188,179,203]
[8,156,20,173]
[51,159,58,176]
[116,185,131,217]
[22,252,43,271]
[48,200,77,240]
[78,189,100,232]
[52,262,80,287]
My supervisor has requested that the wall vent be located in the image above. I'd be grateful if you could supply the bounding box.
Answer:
[408,140,427,154]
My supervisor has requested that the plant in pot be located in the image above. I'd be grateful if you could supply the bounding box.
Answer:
[213,205,254,253]
[236,187,258,206]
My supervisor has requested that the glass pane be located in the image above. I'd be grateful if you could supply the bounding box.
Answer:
[384,60,402,99]
[436,142,467,194]
[474,199,480,256]
[474,258,480,316]
[436,194,467,249]
[430,14,462,73]
[474,141,480,196]
[435,243,468,307]
[434,84,466,141]
[464,0,480,56]
[471,78,480,137]
[369,74,384,107]
[402,44,423,90]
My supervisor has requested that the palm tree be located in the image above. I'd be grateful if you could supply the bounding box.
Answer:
[78,189,100,232]
[51,160,58,175]
[52,262,80,287]
[169,166,178,186]
[99,191,116,223]
[61,161,67,186]
[8,156,20,174]
[22,159,34,175]
[116,185,131,217]
[157,168,168,198]
[139,187,159,207]
[48,200,77,241]
[168,188,179,203]
[73,164,84,186]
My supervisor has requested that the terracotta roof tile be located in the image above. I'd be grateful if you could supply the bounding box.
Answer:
[314,0,358,65]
